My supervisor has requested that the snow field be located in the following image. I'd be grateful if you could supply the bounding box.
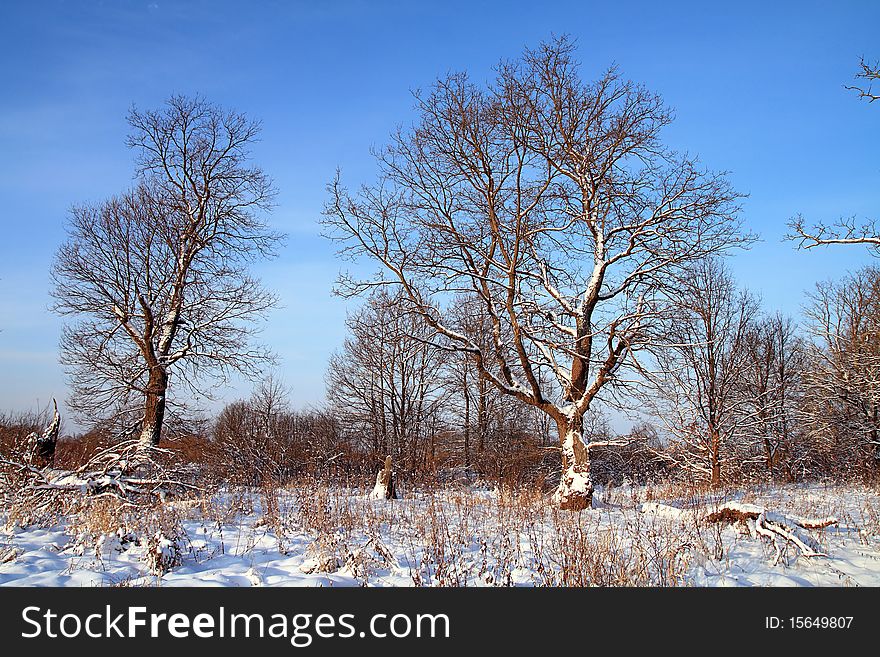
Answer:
[1,482,879,587]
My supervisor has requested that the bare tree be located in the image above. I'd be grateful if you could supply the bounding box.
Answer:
[52,96,280,451]
[323,37,749,508]
[250,375,293,438]
[650,258,758,486]
[738,314,806,480]
[213,376,298,485]
[788,57,878,253]
[446,295,508,470]
[326,289,447,473]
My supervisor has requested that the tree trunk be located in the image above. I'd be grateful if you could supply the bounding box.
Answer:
[552,414,593,510]
[709,427,722,487]
[872,404,879,465]
[764,437,775,480]
[138,365,169,448]
[463,366,470,468]
[477,378,487,453]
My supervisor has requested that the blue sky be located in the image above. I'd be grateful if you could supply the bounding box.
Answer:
[0,0,878,429]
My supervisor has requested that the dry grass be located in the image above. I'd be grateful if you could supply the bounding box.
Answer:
[6,473,876,586]
[230,480,709,586]
[63,496,191,576]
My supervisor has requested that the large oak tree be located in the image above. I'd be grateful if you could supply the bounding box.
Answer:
[52,96,280,449]
[324,38,751,509]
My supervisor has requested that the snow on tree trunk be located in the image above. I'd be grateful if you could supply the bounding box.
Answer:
[370,455,396,500]
[552,422,593,510]
[138,367,168,449]
[27,398,60,467]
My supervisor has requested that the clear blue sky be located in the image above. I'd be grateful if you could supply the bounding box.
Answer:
[1,0,877,429]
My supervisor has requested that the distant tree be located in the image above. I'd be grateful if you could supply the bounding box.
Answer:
[801,267,880,474]
[652,258,758,486]
[326,289,447,472]
[737,314,807,480]
[590,420,670,486]
[445,295,506,471]
[445,294,552,477]
[324,37,749,508]
[213,376,295,484]
[52,96,280,451]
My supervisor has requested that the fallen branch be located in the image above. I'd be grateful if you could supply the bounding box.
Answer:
[641,501,839,563]
[1,438,206,527]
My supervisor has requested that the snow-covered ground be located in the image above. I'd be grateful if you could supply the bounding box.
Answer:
[1,482,879,586]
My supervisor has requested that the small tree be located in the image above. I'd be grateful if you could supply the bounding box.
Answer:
[52,96,280,451]
[213,376,296,485]
[324,38,750,508]
[444,294,552,478]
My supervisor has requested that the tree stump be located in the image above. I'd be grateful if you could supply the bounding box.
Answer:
[26,398,60,468]
[370,455,397,500]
